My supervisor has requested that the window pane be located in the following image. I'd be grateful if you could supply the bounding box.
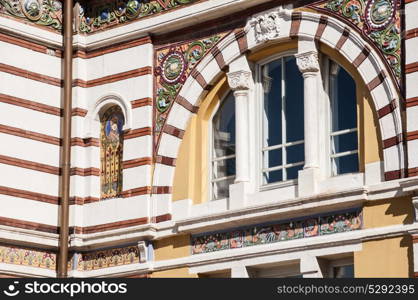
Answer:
[213,158,236,179]
[286,165,303,180]
[212,177,235,201]
[284,57,304,143]
[263,148,282,169]
[333,265,354,278]
[263,60,282,147]
[213,92,235,158]
[330,66,357,132]
[332,153,359,175]
[332,132,358,154]
[287,143,304,164]
[263,170,282,185]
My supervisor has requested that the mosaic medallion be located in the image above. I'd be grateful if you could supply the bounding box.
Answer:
[126,0,141,19]
[186,41,205,66]
[160,51,187,84]
[21,0,41,21]
[365,0,395,30]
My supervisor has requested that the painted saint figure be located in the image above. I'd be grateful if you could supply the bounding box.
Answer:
[100,106,124,199]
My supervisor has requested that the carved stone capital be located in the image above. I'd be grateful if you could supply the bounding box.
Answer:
[295,51,320,74]
[227,70,252,91]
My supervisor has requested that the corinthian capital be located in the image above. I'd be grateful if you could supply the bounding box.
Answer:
[227,70,252,91]
[295,51,320,73]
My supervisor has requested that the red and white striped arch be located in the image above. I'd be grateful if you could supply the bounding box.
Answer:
[152,8,405,217]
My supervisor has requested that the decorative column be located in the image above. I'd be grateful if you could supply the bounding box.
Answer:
[296,49,320,196]
[227,70,252,183]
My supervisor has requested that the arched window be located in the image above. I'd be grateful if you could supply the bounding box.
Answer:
[211,91,236,200]
[261,55,305,185]
[100,106,125,199]
[328,60,359,175]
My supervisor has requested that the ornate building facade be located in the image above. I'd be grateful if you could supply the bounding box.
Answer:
[0,0,417,278]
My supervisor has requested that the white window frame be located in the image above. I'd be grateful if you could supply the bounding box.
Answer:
[255,50,305,190]
[209,90,236,201]
[324,57,359,177]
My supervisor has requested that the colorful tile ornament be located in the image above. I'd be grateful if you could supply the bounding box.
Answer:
[0,244,57,270]
[310,0,401,85]
[154,33,228,148]
[191,210,363,255]
[78,0,199,34]
[0,0,62,31]
[76,245,140,271]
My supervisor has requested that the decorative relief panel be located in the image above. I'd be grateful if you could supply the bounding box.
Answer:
[154,32,228,146]
[0,0,63,31]
[75,245,140,271]
[78,0,199,34]
[0,244,57,270]
[310,0,401,85]
[191,210,362,254]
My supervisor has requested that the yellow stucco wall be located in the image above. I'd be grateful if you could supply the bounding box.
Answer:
[154,234,191,261]
[354,236,413,278]
[354,197,414,277]
[151,267,198,278]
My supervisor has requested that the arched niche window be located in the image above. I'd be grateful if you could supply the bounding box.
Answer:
[327,59,359,175]
[261,55,305,186]
[211,91,236,200]
[100,106,125,199]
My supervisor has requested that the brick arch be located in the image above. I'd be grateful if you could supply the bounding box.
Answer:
[152,8,405,211]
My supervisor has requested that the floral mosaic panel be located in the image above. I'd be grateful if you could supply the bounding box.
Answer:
[78,0,199,34]
[75,245,140,271]
[0,244,57,270]
[311,0,401,85]
[191,210,362,254]
[0,0,62,31]
[154,33,228,147]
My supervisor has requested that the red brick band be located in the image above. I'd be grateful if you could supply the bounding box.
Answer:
[211,45,227,71]
[0,154,59,175]
[70,217,149,235]
[0,186,59,204]
[384,169,403,181]
[0,93,60,116]
[0,63,62,87]
[315,16,328,41]
[70,167,100,177]
[152,186,172,194]
[121,186,151,198]
[377,99,397,119]
[234,29,248,54]
[122,157,152,169]
[290,12,302,38]
[124,127,152,139]
[0,124,60,145]
[405,28,418,40]
[407,130,418,141]
[0,32,61,57]
[71,137,100,147]
[155,155,176,167]
[190,69,208,90]
[383,134,403,149]
[352,46,371,68]
[152,214,172,223]
[406,62,418,74]
[0,216,58,234]
[73,67,152,88]
[406,97,418,108]
[367,71,386,91]
[131,98,153,108]
[335,27,350,51]
[176,95,199,114]
[162,124,185,139]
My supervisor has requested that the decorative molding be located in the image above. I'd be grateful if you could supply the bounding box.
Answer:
[192,209,363,255]
[77,0,199,34]
[0,0,63,32]
[227,70,251,91]
[310,0,401,85]
[137,241,147,263]
[0,243,57,270]
[295,51,320,73]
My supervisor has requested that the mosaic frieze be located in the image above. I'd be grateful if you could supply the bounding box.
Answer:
[78,0,199,34]
[0,244,57,270]
[154,33,228,146]
[191,210,362,254]
[0,0,62,31]
[76,245,140,271]
[311,0,401,85]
